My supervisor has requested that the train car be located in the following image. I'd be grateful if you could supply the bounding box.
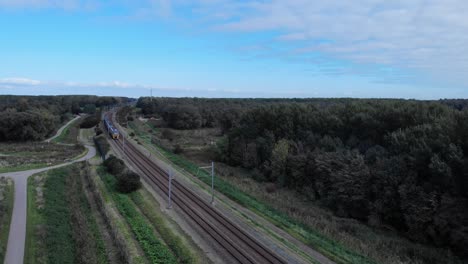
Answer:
[103,116,120,139]
[109,127,120,139]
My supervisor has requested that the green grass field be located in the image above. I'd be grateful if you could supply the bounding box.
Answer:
[0,178,14,264]
[0,163,48,174]
[130,188,196,264]
[98,167,179,264]
[0,142,84,173]
[25,164,108,264]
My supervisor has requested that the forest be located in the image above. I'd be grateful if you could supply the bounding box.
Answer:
[137,97,468,257]
[0,95,124,141]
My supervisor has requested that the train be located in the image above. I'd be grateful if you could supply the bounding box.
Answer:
[103,116,120,139]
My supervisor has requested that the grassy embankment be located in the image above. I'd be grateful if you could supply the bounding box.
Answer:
[51,116,81,144]
[0,177,14,263]
[128,118,466,264]
[25,164,108,264]
[97,165,196,264]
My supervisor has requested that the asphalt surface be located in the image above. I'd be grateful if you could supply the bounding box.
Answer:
[1,145,96,264]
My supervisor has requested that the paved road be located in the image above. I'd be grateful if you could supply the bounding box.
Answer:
[1,145,96,264]
[44,115,81,143]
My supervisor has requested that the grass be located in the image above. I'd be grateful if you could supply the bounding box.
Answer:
[99,167,178,264]
[0,142,85,173]
[25,168,75,264]
[51,117,81,144]
[0,147,87,174]
[0,177,14,264]
[25,164,109,264]
[25,173,48,264]
[130,189,196,264]
[89,166,147,264]
[0,163,48,173]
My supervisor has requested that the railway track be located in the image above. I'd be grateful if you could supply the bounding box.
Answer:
[106,113,287,264]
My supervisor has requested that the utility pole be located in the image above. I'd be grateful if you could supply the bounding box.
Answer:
[150,88,153,102]
[122,133,125,160]
[199,162,215,205]
[167,169,173,209]
[211,161,215,204]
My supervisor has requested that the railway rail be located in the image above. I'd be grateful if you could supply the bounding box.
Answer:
[106,112,287,264]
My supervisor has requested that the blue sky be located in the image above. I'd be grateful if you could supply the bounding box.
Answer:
[1,0,468,99]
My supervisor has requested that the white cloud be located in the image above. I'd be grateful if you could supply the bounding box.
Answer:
[3,1,468,87]
[0,0,96,10]
[183,0,468,86]
[0,77,41,85]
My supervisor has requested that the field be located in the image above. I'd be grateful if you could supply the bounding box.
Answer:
[128,117,465,264]
[25,163,108,264]
[96,165,198,264]
[0,177,13,263]
[0,143,85,173]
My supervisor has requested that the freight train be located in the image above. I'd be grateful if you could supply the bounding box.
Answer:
[103,116,120,139]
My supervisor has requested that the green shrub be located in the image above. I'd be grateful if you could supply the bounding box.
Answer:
[80,114,101,128]
[173,144,184,154]
[103,155,125,176]
[104,155,142,194]
[117,171,142,193]
[94,135,110,159]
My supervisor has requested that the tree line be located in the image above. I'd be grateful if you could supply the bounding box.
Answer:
[138,97,468,257]
[0,95,125,141]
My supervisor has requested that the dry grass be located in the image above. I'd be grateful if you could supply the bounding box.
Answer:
[134,119,220,153]
[0,142,84,172]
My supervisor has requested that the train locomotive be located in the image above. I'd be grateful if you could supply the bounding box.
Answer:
[103,116,120,139]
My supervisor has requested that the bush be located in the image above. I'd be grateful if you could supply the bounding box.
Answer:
[95,126,103,136]
[173,144,184,154]
[116,171,142,193]
[94,135,109,158]
[161,129,175,141]
[103,155,125,176]
[103,155,142,193]
[80,114,101,128]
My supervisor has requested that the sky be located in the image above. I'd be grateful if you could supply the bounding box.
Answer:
[1,0,468,99]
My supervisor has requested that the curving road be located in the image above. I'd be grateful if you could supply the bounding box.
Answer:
[1,145,96,264]
[44,115,81,143]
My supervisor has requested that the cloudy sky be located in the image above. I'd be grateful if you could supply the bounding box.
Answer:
[1,0,468,99]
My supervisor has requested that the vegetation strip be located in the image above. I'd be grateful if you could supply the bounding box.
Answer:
[0,178,14,263]
[99,167,178,264]
[130,189,196,264]
[89,166,147,264]
[25,164,109,264]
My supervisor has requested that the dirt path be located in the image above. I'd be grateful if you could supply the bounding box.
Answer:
[44,115,81,143]
[1,145,96,264]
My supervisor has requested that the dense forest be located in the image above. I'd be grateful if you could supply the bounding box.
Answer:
[0,95,124,141]
[137,97,468,257]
